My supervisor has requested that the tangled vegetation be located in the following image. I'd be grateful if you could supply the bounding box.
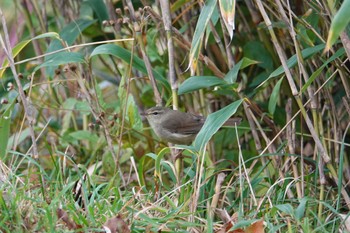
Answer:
[0,0,349,232]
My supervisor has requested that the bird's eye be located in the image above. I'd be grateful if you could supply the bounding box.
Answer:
[153,112,159,115]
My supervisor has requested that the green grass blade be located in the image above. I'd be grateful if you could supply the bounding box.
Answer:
[268,76,284,115]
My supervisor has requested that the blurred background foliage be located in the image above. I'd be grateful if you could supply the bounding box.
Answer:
[0,0,350,232]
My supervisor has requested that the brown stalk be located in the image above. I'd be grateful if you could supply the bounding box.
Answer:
[255,0,330,164]
[0,9,39,159]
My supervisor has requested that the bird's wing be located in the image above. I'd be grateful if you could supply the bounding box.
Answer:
[163,112,204,135]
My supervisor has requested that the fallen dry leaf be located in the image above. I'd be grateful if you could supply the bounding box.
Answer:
[215,218,264,233]
[245,220,264,233]
[56,208,81,230]
[103,215,130,233]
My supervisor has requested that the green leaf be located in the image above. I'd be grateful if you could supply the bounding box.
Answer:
[178,76,226,95]
[44,19,96,76]
[87,0,108,22]
[263,44,325,85]
[0,104,13,158]
[47,19,95,53]
[7,128,31,152]
[231,219,258,230]
[224,57,259,84]
[326,0,350,50]
[268,77,284,115]
[34,52,86,72]
[244,41,273,70]
[90,44,145,72]
[194,99,243,152]
[155,147,171,182]
[90,44,170,92]
[275,204,294,216]
[102,151,116,176]
[295,197,308,221]
[138,153,157,187]
[218,0,236,39]
[0,32,60,78]
[189,0,217,69]
[69,130,99,143]
[127,97,143,131]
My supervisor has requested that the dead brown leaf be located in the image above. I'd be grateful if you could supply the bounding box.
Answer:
[56,208,81,230]
[103,215,130,233]
[245,220,264,233]
[215,218,264,233]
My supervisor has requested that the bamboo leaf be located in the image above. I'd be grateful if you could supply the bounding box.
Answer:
[224,57,259,84]
[188,0,218,72]
[259,44,325,87]
[325,0,350,51]
[194,99,243,152]
[0,32,60,78]
[218,0,236,39]
[268,77,284,116]
[178,76,226,95]
[34,52,86,72]
[90,44,170,92]
[87,0,108,22]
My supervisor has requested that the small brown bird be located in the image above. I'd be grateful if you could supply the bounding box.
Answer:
[143,106,241,144]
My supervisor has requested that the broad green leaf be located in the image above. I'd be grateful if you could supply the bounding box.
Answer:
[194,99,243,152]
[326,0,350,50]
[268,77,284,115]
[0,103,13,158]
[87,0,108,22]
[244,41,273,70]
[0,32,60,78]
[259,44,325,87]
[90,44,170,92]
[188,0,217,71]
[270,44,325,78]
[295,197,308,221]
[69,130,99,142]
[75,100,91,115]
[224,57,259,84]
[205,6,220,45]
[178,76,226,95]
[46,19,95,54]
[45,19,96,76]
[219,0,236,39]
[34,52,86,72]
[301,48,344,93]
[275,204,294,216]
